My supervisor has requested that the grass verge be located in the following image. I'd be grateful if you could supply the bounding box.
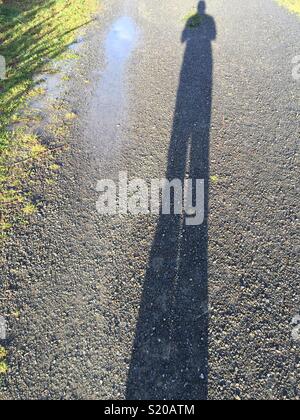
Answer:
[0,0,98,241]
[277,0,300,15]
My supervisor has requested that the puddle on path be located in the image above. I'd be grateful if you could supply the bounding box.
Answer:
[87,16,139,157]
[105,16,138,62]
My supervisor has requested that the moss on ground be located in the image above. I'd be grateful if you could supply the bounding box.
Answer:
[183,9,204,28]
[0,347,8,376]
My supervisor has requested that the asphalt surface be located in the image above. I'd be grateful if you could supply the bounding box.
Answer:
[0,0,299,400]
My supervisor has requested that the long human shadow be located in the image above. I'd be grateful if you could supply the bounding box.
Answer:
[126,1,216,400]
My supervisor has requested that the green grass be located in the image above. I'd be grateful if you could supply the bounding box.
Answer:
[183,9,204,28]
[0,0,99,240]
[0,347,8,375]
[277,0,300,15]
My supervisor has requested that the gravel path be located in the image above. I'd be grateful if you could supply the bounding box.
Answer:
[0,0,299,400]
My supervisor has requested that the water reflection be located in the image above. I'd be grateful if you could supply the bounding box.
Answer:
[105,16,138,63]
[87,16,139,156]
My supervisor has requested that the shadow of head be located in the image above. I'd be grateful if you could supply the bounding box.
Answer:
[198,0,206,15]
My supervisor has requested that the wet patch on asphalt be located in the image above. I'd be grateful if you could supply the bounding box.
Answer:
[86,16,139,157]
